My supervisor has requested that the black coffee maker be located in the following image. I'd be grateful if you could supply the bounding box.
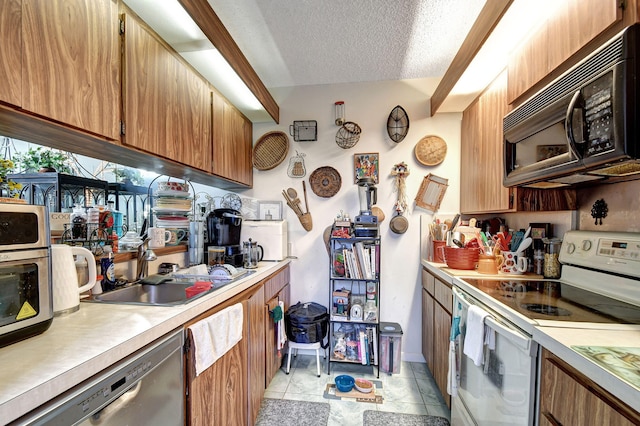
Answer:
[206,208,244,266]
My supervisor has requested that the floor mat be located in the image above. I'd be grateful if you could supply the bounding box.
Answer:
[255,398,330,426]
[362,410,450,426]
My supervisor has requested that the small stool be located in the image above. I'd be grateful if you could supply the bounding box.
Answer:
[286,341,326,377]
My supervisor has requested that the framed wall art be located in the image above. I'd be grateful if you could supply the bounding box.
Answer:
[257,201,283,220]
[354,152,379,183]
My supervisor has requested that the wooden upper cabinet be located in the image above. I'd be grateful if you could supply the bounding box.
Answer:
[212,91,253,186]
[21,0,120,140]
[507,0,624,104]
[0,0,22,106]
[122,13,212,172]
[461,71,513,214]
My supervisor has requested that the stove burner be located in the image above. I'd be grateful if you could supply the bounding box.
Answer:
[521,303,572,316]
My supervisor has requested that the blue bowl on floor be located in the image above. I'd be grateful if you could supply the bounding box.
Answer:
[335,374,355,392]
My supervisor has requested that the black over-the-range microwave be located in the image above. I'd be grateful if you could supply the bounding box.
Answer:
[504,23,640,188]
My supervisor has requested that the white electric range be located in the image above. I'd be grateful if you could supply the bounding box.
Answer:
[449,230,640,426]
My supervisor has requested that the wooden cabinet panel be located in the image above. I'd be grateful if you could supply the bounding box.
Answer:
[508,0,623,104]
[186,300,249,426]
[461,71,512,214]
[21,0,120,139]
[123,13,211,172]
[421,267,435,294]
[212,92,253,186]
[421,268,451,408]
[265,283,289,385]
[433,302,451,408]
[540,348,639,425]
[421,288,434,372]
[247,285,265,426]
[0,0,22,106]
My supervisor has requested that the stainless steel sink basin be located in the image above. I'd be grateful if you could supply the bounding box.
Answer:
[84,270,255,306]
[89,282,200,306]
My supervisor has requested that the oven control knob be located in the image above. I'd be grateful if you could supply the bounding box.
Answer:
[581,240,592,251]
[566,242,576,254]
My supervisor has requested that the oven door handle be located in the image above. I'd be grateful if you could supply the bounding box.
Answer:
[453,287,532,352]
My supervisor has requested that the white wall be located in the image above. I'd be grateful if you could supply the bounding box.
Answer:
[242,79,462,362]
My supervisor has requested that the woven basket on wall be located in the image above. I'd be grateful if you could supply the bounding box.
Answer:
[335,122,362,149]
[253,131,289,170]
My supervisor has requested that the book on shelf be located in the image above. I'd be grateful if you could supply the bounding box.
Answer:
[359,330,368,365]
[338,242,377,280]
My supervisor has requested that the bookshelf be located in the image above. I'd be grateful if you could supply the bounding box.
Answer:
[328,224,380,377]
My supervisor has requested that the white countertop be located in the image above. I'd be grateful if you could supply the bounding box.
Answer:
[421,259,640,415]
[0,260,289,425]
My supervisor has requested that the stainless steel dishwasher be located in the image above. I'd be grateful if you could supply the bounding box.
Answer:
[13,329,185,425]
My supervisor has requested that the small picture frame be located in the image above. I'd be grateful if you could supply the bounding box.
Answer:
[415,174,449,212]
[529,223,552,240]
[354,152,379,183]
[257,201,283,220]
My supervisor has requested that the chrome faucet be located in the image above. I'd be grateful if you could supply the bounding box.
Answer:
[136,238,158,280]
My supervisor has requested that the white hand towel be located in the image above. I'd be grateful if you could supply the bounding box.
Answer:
[447,340,458,397]
[484,325,496,350]
[463,305,490,366]
[188,302,243,376]
[277,301,287,352]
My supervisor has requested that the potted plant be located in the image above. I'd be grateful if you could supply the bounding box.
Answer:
[113,167,144,186]
[14,147,72,174]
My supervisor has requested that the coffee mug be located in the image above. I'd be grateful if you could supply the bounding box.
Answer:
[499,251,528,274]
[166,228,187,246]
[477,254,504,275]
[148,227,171,248]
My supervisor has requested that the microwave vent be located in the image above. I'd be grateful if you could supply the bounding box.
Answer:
[588,161,640,177]
[504,30,626,133]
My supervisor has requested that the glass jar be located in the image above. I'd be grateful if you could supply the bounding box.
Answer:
[542,238,562,278]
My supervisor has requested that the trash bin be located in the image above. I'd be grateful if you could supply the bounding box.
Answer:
[379,322,403,374]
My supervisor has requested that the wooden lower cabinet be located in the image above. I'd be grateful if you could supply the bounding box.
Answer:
[539,348,640,426]
[421,267,452,407]
[185,297,249,426]
[184,264,290,426]
[263,268,291,386]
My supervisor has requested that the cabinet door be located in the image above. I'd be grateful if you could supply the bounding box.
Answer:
[123,13,211,171]
[265,283,290,385]
[247,285,265,425]
[186,300,249,426]
[461,71,512,214]
[0,0,21,106]
[433,302,451,408]
[540,350,639,426]
[22,0,120,140]
[422,288,434,371]
[212,92,253,186]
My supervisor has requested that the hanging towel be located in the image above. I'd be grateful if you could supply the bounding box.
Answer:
[463,305,490,366]
[484,324,496,351]
[188,302,243,376]
[276,301,287,355]
[447,316,461,397]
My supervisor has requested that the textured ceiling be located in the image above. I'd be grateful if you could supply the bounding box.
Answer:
[207,0,486,89]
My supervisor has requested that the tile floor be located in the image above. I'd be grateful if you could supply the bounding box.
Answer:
[264,353,451,426]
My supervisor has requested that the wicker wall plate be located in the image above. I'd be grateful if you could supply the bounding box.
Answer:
[253,131,289,170]
[309,166,342,197]
[415,135,447,166]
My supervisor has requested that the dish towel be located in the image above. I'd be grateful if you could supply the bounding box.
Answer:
[276,301,287,356]
[447,316,461,397]
[188,302,243,376]
[463,305,490,366]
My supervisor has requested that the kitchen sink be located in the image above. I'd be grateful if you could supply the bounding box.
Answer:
[85,270,255,306]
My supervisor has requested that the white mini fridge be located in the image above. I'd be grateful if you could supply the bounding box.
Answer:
[240,220,288,261]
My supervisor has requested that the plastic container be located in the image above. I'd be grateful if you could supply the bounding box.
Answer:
[379,322,403,374]
[543,238,562,278]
